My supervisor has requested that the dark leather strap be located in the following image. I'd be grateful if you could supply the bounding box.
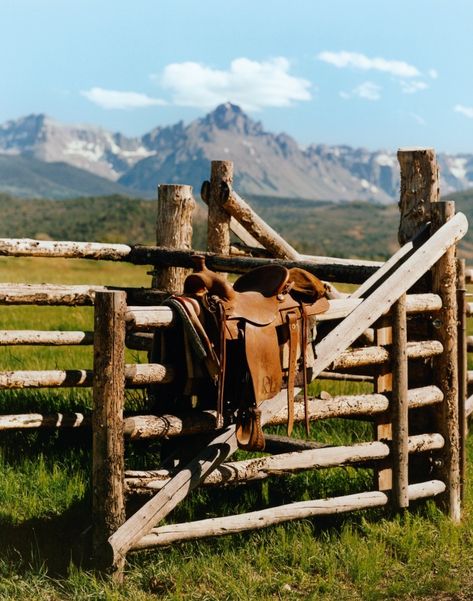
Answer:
[286,312,298,436]
[301,305,310,436]
[216,302,227,428]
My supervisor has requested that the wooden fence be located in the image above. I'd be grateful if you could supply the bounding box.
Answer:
[0,150,469,578]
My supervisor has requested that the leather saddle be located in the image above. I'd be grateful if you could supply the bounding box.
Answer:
[152,256,329,451]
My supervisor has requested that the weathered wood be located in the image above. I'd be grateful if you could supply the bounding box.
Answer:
[220,187,300,260]
[0,363,174,389]
[0,330,94,345]
[457,258,467,500]
[109,388,295,567]
[124,386,443,440]
[126,306,174,330]
[92,291,126,573]
[152,184,195,293]
[351,225,429,300]
[126,434,444,493]
[0,386,442,435]
[466,394,473,417]
[201,180,263,249]
[0,238,131,260]
[132,480,446,549]
[125,332,154,352]
[431,202,461,521]
[373,316,393,493]
[0,283,108,305]
[129,245,378,284]
[398,149,439,245]
[317,371,374,383]
[310,212,467,378]
[0,412,88,430]
[330,340,442,370]
[391,295,409,508]
[207,161,232,258]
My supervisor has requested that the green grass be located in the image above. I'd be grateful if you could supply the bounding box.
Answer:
[0,258,472,600]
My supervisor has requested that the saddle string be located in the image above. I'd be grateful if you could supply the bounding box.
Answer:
[286,311,298,437]
[216,299,227,429]
[301,305,310,436]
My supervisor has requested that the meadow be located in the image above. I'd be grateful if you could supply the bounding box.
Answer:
[0,256,473,601]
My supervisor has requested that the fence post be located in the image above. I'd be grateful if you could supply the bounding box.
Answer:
[398,148,439,246]
[92,290,127,575]
[152,184,195,293]
[457,258,467,499]
[431,201,461,521]
[391,294,409,508]
[207,161,232,264]
[374,316,393,493]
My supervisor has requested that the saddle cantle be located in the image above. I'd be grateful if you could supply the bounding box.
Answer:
[152,256,329,451]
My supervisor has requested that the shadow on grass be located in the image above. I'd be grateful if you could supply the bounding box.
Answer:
[0,498,92,576]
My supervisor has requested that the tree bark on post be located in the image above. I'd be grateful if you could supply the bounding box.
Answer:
[398,148,439,246]
[373,316,393,493]
[207,161,232,265]
[391,294,409,508]
[431,201,461,521]
[457,258,467,500]
[152,184,195,293]
[92,291,127,575]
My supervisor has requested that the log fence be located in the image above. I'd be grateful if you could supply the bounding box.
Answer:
[0,150,470,576]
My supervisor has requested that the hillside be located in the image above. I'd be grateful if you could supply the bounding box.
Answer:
[0,188,470,261]
[0,155,138,199]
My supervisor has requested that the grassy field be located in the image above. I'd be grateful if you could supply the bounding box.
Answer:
[0,257,473,600]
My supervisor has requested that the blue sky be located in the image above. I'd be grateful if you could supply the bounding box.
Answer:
[1,0,472,152]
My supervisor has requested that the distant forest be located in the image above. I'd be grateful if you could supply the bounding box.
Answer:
[0,190,472,260]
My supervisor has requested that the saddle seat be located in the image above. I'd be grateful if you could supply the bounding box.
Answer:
[157,256,329,451]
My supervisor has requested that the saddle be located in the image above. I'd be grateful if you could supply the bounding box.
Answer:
[153,256,329,451]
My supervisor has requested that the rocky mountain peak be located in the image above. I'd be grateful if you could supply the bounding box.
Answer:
[201,103,263,136]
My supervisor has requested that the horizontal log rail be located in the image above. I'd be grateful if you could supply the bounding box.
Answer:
[0,283,107,305]
[0,238,132,260]
[0,330,94,346]
[124,385,442,440]
[0,412,89,429]
[0,238,382,283]
[317,371,374,383]
[465,394,473,418]
[124,294,442,332]
[330,340,443,371]
[131,480,445,550]
[0,386,443,435]
[130,246,378,284]
[125,433,445,492]
[0,363,173,389]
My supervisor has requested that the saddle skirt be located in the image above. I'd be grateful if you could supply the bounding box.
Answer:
[152,256,329,451]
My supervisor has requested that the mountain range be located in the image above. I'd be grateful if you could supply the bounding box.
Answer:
[1,103,472,201]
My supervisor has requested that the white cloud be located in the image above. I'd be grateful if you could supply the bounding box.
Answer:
[317,50,420,78]
[400,80,428,94]
[340,81,381,101]
[455,104,473,119]
[81,87,166,109]
[156,57,311,110]
[428,68,438,79]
